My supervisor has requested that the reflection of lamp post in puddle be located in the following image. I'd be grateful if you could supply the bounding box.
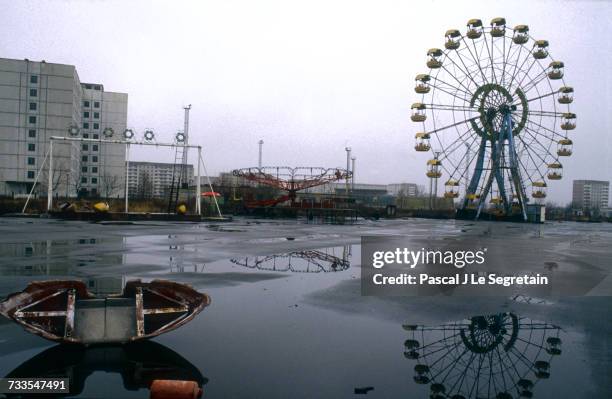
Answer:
[168,242,206,273]
[402,312,562,398]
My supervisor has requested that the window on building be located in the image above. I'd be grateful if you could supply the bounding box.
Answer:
[29,116,36,124]
[93,112,99,119]
[30,88,37,97]
[94,101,100,108]
[28,129,36,138]
[83,100,90,107]
[94,85,101,90]
[27,171,35,179]
[91,188,97,195]
[91,167,98,173]
[92,156,98,163]
[83,133,89,138]
[93,134,99,139]
[82,155,88,162]
[82,144,88,151]
[84,111,89,118]
[85,84,92,89]
[83,122,89,129]
[92,144,98,152]
[30,75,38,84]
[82,166,87,173]
[27,157,35,165]
[81,177,87,183]
[93,123,99,130]
[28,143,35,151]
[91,177,98,184]
[29,102,37,111]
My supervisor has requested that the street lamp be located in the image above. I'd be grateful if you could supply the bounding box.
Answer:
[351,156,356,192]
[345,147,351,196]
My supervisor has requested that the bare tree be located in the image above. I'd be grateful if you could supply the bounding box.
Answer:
[415,184,426,197]
[138,171,153,199]
[70,169,85,198]
[39,159,67,197]
[100,172,121,199]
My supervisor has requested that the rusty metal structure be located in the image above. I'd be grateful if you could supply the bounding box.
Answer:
[0,279,210,344]
[413,18,575,220]
[232,166,351,207]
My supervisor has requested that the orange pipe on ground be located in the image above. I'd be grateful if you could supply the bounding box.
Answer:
[150,380,203,399]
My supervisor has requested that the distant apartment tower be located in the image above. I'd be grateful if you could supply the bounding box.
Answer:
[387,183,418,197]
[0,57,127,198]
[79,82,128,198]
[572,180,609,210]
[127,161,194,199]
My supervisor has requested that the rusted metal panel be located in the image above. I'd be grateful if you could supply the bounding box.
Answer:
[143,306,188,314]
[135,287,145,337]
[15,310,67,317]
[0,279,210,345]
[65,289,75,339]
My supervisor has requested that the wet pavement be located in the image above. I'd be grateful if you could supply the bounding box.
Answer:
[0,217,610,398]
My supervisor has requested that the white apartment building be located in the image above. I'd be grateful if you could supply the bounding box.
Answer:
[386,183,418,197]
[0,57,127,198]
[78,83,127,198]
[572,180,609,210]
[127,161,194,199]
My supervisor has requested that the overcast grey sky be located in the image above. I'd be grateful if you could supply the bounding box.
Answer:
[1,0,610,204]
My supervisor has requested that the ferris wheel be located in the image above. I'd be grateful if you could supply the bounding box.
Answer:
[412,18,575,219]
[403,312,562,398]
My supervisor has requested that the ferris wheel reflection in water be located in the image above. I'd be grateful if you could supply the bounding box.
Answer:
[403,312,562,399]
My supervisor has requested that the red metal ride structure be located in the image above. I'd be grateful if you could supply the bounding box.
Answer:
[232,166,351,208]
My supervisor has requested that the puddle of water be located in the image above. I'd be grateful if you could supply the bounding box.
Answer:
[0,219,609,398]
[4,341,207,399]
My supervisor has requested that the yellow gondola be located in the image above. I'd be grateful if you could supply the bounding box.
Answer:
[444,180,459,198]
[426,159,442,178]
[176,204,187,215]
[533,40,549,59]
[93,202,109,213]
[547,163,563,180]
[532,181,547,198]
[560,113,576,130]
[426,48,443,69]
[490,17,506,37]
[466,193,480,201]
[445,29,461,50]
[558,86,574,104]
[513,25,529,44]
[489,196,503,204]
[466,19,483,39]
[411,103,427,122]
[548,61,564,80]
[414,74,431,94]
[414,132,431,152]
[557,138,573,156]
